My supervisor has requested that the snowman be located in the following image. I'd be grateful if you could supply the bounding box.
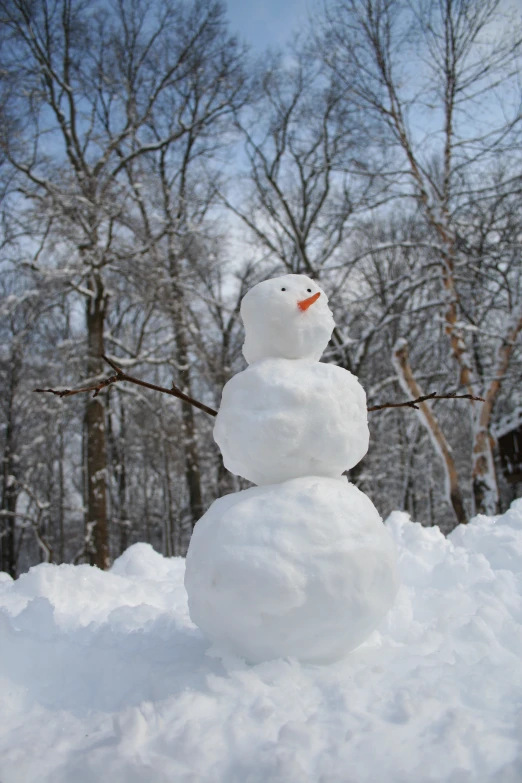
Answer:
[184,274,399,664]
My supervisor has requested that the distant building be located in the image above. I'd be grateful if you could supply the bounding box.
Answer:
[494,408,522,484]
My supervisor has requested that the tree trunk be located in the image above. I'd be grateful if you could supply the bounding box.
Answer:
[1,419,17,577]
[118,394,129,554]
[85,278,110,569]
[472,426,498,517]
[58,424,65,563]
[107,389,129,556]
[163,446,175,557]
[471,306,522,515]
[143,459,151,544]
[179,389,204,525]
[1,359,19,577]
[169,272,204,527]
[393,340,467,527]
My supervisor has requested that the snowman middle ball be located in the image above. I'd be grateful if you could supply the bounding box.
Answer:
[214,358,369,486]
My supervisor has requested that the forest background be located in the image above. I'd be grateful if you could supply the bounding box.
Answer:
[0,0,521,576]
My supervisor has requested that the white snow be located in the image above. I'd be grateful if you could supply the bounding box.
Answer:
[214,358,369,485]
[185,476,398,663]
[241,274,335,364]
[1,501,522,782]
[493,406,522,439]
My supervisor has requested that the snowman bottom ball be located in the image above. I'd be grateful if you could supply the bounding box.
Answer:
[184,476,399,664]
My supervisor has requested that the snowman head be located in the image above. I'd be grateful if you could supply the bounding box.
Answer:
[241,274,335,364]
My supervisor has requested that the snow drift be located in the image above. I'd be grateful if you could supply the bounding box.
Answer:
[1,501,522,782]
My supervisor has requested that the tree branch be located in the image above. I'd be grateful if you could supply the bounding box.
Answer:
[367,391,483,412]
[35,355,219,418]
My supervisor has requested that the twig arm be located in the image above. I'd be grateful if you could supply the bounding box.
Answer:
[35,374,121,399]
[35,355,219,417]
[368,391,484,412]
[34,355,484,417]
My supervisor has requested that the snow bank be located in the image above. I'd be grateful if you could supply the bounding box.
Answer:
[1,502,522,782]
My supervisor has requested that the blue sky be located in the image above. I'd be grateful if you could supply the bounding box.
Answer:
[225,0,315,52]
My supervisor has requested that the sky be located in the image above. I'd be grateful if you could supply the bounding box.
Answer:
[225,0,315,52]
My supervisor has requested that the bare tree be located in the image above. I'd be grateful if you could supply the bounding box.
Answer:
[221,49,390,371]
[0,254,71,575]
[0,0,248,564]
[318,0,522,516]
[116,19,248,525]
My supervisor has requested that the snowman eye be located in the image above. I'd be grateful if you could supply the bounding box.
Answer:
[281,287,286,291]
[307,288,312,293]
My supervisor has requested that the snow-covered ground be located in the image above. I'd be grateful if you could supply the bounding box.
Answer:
[1,502,522,783]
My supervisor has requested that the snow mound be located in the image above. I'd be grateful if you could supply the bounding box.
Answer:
[448,497,522,573]
[1,502,522,782]
[214,358,369,484]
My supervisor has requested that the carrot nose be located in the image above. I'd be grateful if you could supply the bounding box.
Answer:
[297,292,320,311]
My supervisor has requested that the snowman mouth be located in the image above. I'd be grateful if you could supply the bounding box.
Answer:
[297,292,321,311]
